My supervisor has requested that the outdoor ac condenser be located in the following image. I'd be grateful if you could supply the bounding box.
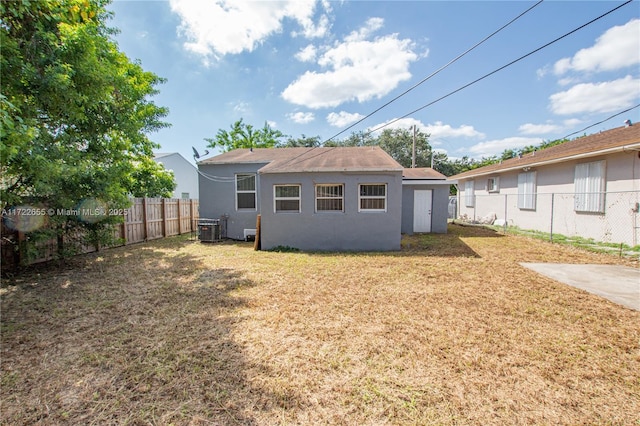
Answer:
[198,219,221,243]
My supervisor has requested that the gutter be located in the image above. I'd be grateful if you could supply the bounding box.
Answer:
[402,179,455,186]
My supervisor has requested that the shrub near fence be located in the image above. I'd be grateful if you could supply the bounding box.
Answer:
[1,198,199,270]
[461,191,639,249]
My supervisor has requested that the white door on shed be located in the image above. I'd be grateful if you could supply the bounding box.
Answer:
[413,190,432,233]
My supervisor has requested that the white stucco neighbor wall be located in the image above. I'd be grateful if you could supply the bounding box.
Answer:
[456,150,640,246]
[154,153,199,199]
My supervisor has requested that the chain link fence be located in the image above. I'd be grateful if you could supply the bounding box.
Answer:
[457,191,640,250]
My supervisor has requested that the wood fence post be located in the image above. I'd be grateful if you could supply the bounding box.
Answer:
[121,210,128,246]
[177,199,182,235]
[142,198,148,241]
[17,230,26,266]
[161,198,167,237]
[189,199,196,232]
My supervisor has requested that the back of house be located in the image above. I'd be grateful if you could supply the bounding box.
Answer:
[198,146,404,251]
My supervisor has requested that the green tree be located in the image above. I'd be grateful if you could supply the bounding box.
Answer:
[377,128,432,168]
[126,158,176,198]
[206,119,286,151]
[325,130,377,147]
[1,0,172,258]
[278,134,323,148]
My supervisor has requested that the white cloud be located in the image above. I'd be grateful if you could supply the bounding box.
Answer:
[518,119,584,135]
[292,13,331,39]
[169,0,328,64]
[232,101,251,115]
[281,19,418,109]
[518,123,563,135]
[424,121,484,139]
[345,17,384,42]
[367,119,483,145]
[326,111,365,127]
[368,117,424,134]
[553,19,640,75]
[465,137,542,159]
[295,44,317,62]
[287,111,315,124]
[549,75,640,115]
[267,120,278,128]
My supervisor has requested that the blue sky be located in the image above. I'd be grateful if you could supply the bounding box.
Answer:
[108,0,640,165]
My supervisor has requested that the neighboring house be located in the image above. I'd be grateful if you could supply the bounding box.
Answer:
[402,168,451,235]
[198,147,410,251]
[449,124,640,246]
[154,152,199,199]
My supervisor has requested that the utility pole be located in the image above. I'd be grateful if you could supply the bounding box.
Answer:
[411,125,416,168]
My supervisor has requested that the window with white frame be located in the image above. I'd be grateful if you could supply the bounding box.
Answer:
[181,192,190,199]
[316,184,344,212]
[517,171,536,210]
[359,184,386,212]
[274,185,300,213]
[574,160,605,213]
[464,180,474,207]
[487,177,499,193]
[236,174,256,210]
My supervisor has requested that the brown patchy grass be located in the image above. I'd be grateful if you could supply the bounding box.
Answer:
[1,224,639,425]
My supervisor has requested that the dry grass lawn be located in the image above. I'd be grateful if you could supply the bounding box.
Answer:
[1,224,639,425]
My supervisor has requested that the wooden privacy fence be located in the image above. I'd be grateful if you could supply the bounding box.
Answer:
[124,198,199,244]
[1,198,199,270]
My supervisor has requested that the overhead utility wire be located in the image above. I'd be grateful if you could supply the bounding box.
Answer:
[367,0,633,135]
[323,0,545,143]
[562,104,640,139]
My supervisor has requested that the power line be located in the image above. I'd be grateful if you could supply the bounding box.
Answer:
[366,0,633,136]
[562,104,640,139]
[323,0,545,143]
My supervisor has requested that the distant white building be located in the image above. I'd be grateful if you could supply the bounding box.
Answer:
[154,152,199,199]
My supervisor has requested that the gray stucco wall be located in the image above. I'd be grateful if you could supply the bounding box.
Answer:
[259,171,403,251]
[401,183,450,234]
[198,162,267,240]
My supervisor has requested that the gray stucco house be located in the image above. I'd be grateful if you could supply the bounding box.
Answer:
[401,167,451,235]
[198,146,406,251]
[198,146,450,251]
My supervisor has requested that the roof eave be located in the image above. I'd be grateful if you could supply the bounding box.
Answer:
[449,142,640,180]
[259,167,404,174]
[403,179,453,185]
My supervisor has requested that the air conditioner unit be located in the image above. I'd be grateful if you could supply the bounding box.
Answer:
[198,218,221,242]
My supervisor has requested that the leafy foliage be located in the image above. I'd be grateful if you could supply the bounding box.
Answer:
[206,119,286,152]
[1,0,173,258]
[279,134,323,148]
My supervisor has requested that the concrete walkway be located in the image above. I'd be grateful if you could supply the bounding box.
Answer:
[520,263,640,311]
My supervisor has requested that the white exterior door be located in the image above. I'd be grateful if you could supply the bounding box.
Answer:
[413,190,432,233]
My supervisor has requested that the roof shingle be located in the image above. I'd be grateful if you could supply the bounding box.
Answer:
[199,147,403,173]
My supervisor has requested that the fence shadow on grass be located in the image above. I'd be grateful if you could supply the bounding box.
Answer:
[0,237,304,425]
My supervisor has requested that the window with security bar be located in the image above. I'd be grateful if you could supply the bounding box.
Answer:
[316,184,344,212]
[359,184,386,212]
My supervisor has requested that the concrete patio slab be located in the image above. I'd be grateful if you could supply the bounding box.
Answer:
[520,263,640,311]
